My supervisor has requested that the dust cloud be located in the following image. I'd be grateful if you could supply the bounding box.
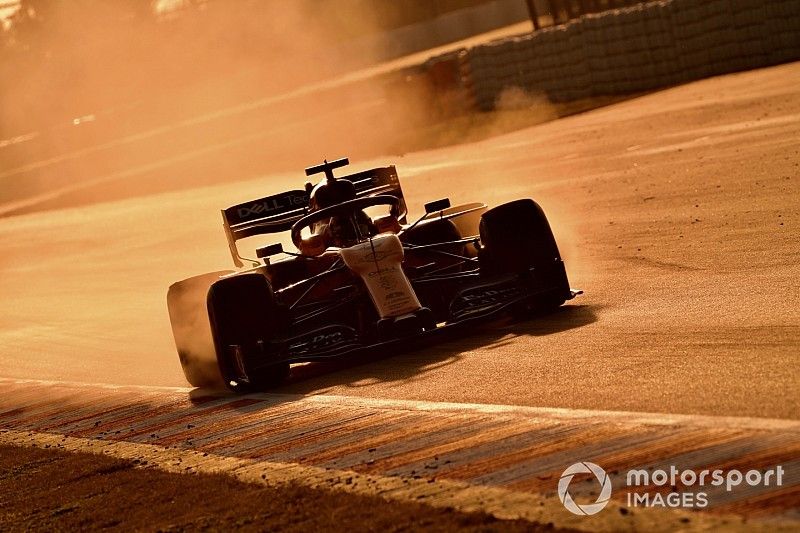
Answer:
[0,1,433,214]
[166,271,229,389]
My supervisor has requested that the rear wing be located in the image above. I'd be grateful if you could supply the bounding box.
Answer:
[222,166,407,266]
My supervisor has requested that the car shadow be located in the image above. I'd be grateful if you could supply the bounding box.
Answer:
[277,303,597,394]
[187,303,598,407]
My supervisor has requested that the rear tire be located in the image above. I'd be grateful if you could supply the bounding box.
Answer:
[478,199,570,309]
[207,274,290,392]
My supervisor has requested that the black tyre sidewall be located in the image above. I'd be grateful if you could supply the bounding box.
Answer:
[479,199,562,276]
[207,273,288,391]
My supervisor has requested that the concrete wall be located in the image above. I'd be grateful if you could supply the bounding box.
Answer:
[426,0,800,110]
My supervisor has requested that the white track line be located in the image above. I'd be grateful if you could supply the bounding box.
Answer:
[2,377,798,432]
[0,377,194,394]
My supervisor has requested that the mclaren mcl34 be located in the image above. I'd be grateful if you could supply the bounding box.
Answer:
[167,158,581,392]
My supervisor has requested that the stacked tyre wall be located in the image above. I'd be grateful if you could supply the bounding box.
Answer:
[427,0,800,110]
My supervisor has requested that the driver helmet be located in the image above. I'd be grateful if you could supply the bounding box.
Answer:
[307,176,376,248]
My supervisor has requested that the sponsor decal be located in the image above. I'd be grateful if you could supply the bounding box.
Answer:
[289,325,358,355]
[236,193,307,220]
[450,280,521,318]
[361,249,392,263]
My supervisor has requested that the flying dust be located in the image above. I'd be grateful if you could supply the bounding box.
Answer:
[0,1,438,214]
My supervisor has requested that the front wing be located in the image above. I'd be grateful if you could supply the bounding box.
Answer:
[237,271,582,379]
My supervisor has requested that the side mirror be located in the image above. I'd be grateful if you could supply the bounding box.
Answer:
[424,198,450,214]
[256,243,283,259]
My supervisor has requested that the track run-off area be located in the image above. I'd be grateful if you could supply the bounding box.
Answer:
[0,62,798,528]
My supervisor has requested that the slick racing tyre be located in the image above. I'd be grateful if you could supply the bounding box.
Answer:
[478,199,570,308]
[207,273,290,392]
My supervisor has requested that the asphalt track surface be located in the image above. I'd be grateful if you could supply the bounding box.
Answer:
[1,62,797,420]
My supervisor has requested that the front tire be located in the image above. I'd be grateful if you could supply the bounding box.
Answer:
[478,199,570,309]
[207,274,290,392]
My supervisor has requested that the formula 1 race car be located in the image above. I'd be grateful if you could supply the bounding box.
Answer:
[167,158,581,392]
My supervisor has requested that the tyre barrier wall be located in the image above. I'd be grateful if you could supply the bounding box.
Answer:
[425,0,800,111]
